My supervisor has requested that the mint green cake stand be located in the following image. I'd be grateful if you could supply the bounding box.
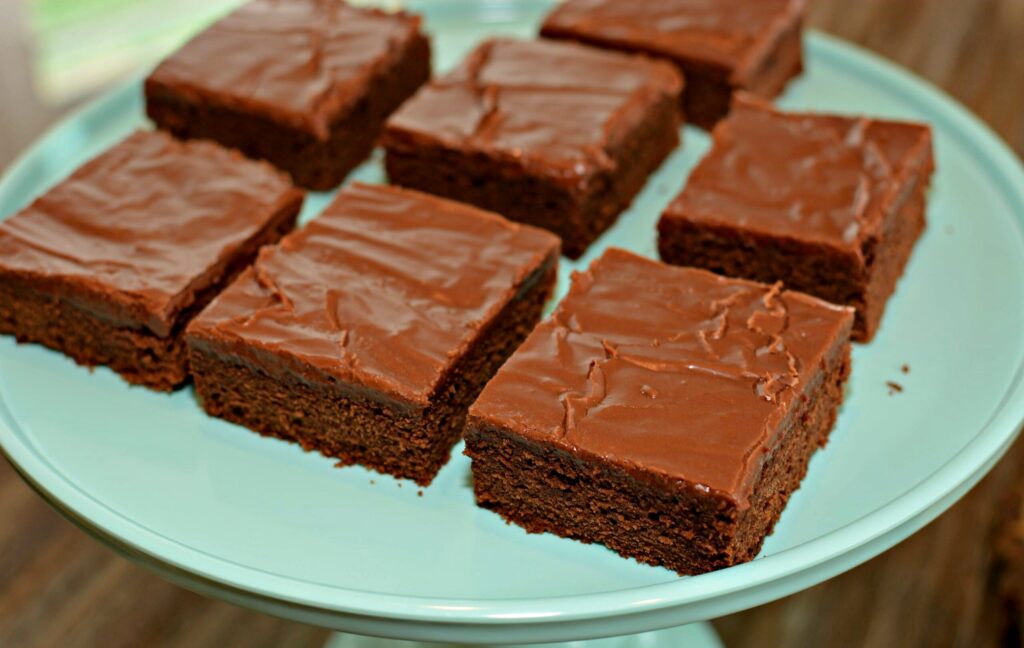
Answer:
[2,2,1024,646]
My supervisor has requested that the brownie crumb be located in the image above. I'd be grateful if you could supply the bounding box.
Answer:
[901,364,910,374]
[887,381,904,395]
[370,480,376,485]
[417,490,424,497]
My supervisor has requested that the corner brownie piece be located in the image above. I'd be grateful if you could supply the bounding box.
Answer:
[0,130,303,391]
[541,0,807,128]
[659,94,934,341]
[382,38,682,259]
[187,182,560,485]
[146,0,430,191]
[465,248,853,575]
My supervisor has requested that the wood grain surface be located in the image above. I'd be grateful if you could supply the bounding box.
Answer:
[1,0,1023,646]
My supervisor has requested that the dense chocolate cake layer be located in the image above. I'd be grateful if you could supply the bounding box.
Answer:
[386,38,680,186]
[146,0,431,190]
[470,248,852,505]
[0,129,302,390]
[541,0,806,127]
[383,38,682,257]
[190,182,559,404]
[667,95,924,248]
[188,183,560,484]
[659,94,933,339]
[148,0,424,137]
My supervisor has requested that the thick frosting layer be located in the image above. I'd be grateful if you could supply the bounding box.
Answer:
[384,38,682,187]
[148,0,423,137]
[542,0,804,81]
[470,249,852,506]
[664,95,931,250]
[189,183,560,405]
[0,130,302,337]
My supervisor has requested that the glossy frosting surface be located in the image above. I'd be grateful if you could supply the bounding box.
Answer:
[148,0,422,135]
[0,130,301,336]
[665,95,929,249]
[189,183,560,405]
[542,0,803,76]
[385,38,681,184]
[470,249,852,505]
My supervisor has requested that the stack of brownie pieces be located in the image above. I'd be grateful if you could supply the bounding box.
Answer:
[0,0,935,576]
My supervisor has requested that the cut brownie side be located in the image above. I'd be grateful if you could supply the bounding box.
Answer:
[465,249,853,575]
[187,183,560,485]
[659,95,933,341]
[383,38,682,259]
[189,260,553,483]
[0,130,303,391]
[146,0,431,191]
[541,0,806,128]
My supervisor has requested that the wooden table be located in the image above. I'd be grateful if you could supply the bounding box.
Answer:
[1,1,1022,645]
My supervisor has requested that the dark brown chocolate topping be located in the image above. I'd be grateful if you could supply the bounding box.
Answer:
[470,249,852,506]
[664,95,931,250]
[542,0,804,81]
[384,38,682,187]
[189,183,560,405]
[0,130,302,337]
[148,0,423,137]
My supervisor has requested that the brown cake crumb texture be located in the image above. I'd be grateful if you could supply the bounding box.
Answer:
[0,131,302,391]
[659,98,934,341]
[539,0,806,128]
[384,39,683,259]
[466,344,849,575]
[191,265,552,485]
[0,210,294,391]
[146,1,431,190]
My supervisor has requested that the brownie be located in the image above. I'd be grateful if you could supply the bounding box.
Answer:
[186,182,560,485]
[659,94,934,341]
[382,38,683,259]
[0,130,303,391]
[465,248,853,575]
[541,0,807,128]
[145,0,431,191]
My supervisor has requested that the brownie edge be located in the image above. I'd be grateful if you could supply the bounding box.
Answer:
[464,249,853,574]
[383,38,682,259]
[146,0,432,190]
[0,130,303,390]
[186,183,561,484]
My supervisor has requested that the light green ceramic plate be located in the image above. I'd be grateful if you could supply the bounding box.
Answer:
[2,1,1024,644]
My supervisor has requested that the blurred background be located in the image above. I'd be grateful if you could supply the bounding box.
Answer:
[1,0,1023,646]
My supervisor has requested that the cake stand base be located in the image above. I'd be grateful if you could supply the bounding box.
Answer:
[323,622,722,648]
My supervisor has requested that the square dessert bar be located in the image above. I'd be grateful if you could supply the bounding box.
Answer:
[146,0,430,191]
[541,0,807,128]
[465,249,853,575]
[0,130,303,391]
[383,38,683,259]
[658,94,934,341]
[186,183,560,485]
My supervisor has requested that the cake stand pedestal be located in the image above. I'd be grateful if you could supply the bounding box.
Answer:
[324,623,722,648]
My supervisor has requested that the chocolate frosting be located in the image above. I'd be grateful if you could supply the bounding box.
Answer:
[541,0,805,82]
[384,38,682,188]
[147,0,424,137]
[470,249,852,506]
[188,183,560,406]
[664,95,932,250]
[0,130,302,338]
